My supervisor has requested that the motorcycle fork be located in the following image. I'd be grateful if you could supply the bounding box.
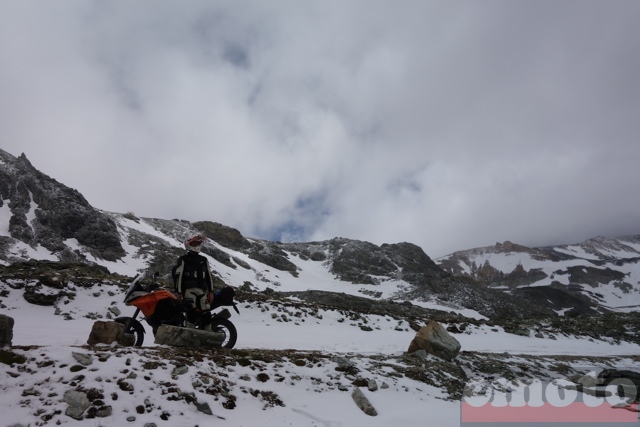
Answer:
[124,308,141,331]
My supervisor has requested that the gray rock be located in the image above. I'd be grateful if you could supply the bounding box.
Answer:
[407,320,461,361]
[195,401,213,415]
[367,379,378,392]
[87,321,134,346]
[154,325,224,348]
[108,306,121,316]
[63,390,90,420]
[23,287,60,306]
[0,314,14,347]
[172,365,189,376]
[96,406,113,418]
[72,352,93,366]
[332,355,355,370]
[351,388,377,416]
[574,373,603,388]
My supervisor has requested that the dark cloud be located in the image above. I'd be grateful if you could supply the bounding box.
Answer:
[1,1,639,258]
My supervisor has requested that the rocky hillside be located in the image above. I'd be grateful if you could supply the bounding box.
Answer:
[0,149,125,262]
[437,238,640,315]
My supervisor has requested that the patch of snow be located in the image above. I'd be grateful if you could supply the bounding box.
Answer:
[0,199,10,235]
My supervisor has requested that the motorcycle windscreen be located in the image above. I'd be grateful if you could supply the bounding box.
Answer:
[123,272,146,301]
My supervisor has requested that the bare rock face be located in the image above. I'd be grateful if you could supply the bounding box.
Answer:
[0,149,126,262]
[408,320,461,361]
[154,325,224,348]
[0,314,14,347]
[87,321,134,346]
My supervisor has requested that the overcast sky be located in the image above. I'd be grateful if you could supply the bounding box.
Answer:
[1,1,639,258]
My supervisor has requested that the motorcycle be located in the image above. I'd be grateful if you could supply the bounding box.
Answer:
[115,271,239,348]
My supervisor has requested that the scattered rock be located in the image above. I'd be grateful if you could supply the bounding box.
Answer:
[172,365,189,376]
[95,406,113,418]
[0,349,27,366]
[195,401,213,415]
[23,287,60,306]
[573,373,603,388]
[72,352,94,366]
[407,320,461,361]
[351,388,377,416]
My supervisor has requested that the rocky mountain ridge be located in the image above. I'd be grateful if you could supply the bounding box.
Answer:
[437,236,640,315]
[1,147,639,319]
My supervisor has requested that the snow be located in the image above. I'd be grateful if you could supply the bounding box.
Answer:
[25,190,37,227]
[0,199,10,234]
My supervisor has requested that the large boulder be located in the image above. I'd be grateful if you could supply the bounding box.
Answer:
[87,321,134,346]
[0,314,14,347]
[154,324,224,348]
[407,320,461,361]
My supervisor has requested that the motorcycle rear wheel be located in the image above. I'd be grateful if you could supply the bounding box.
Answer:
[114,317,145,346]
[211,318,237,349]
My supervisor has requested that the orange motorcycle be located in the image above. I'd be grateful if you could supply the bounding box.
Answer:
[115,272,239,348]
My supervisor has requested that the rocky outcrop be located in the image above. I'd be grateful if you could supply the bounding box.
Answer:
[0,314,14,347]
[248,242,299,276]
[407,321,461,361]
[193,221,251,251]
[0,149,125,262]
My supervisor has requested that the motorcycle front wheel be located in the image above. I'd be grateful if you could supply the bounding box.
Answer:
[211,318,237,349]
[114,317,145,346]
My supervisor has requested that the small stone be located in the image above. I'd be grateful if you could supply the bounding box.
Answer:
[195,401,213,415]
[96,406,112,418]
[172,366,189,376]
[72,352,94,366]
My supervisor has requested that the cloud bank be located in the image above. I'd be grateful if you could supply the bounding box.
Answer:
[1,1,639,257]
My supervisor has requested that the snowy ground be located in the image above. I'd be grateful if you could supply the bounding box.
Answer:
[3,276,640,426]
